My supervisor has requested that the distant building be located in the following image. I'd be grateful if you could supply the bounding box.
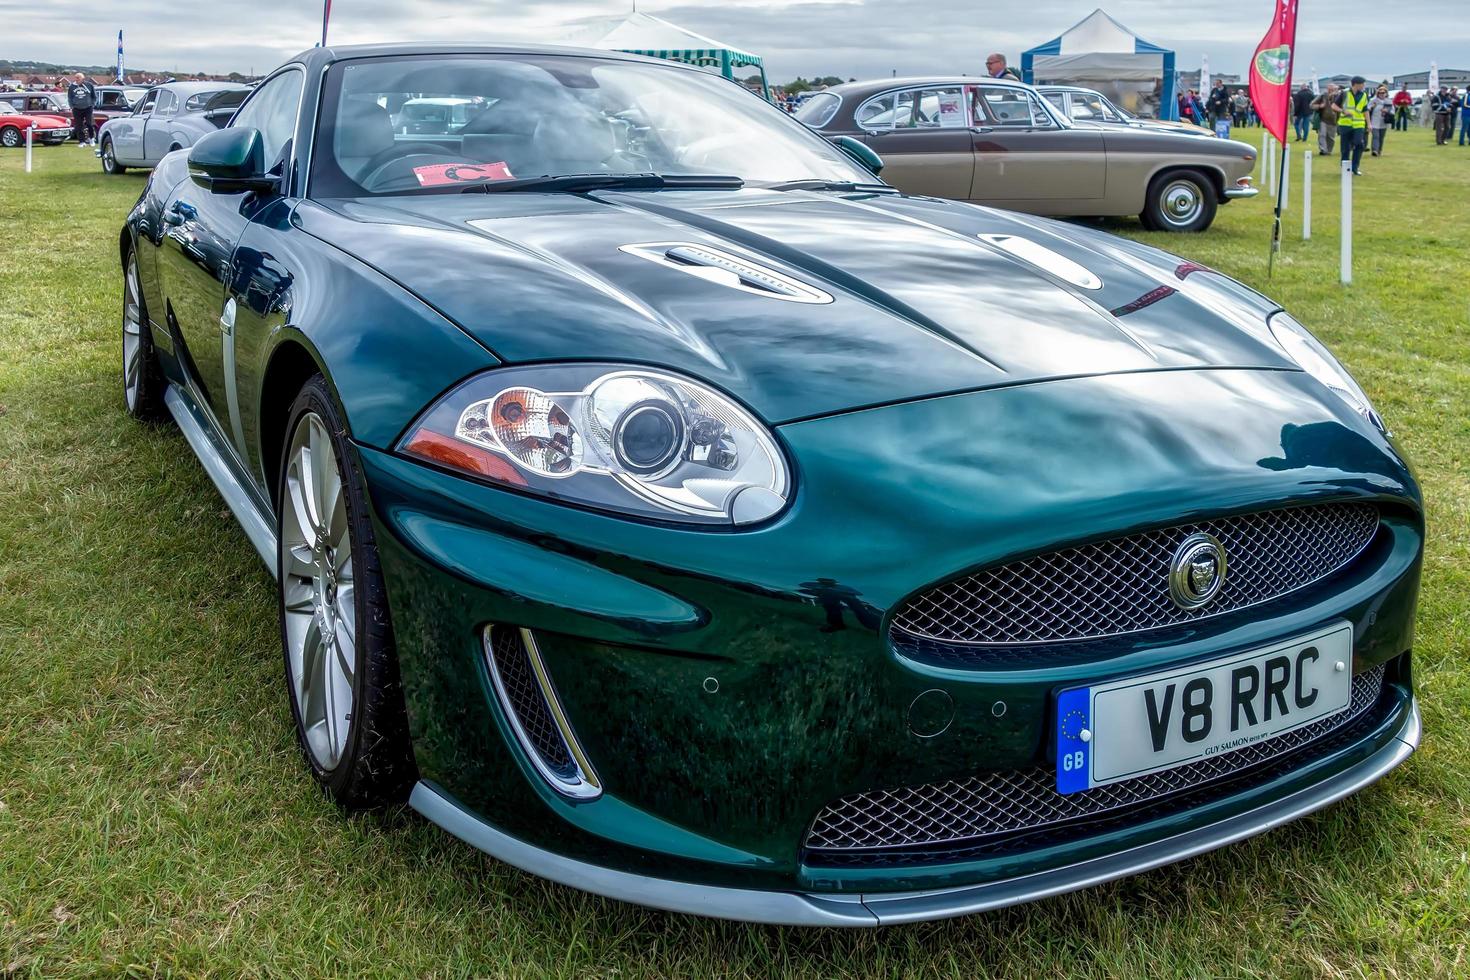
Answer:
[1176,70,1240,90]
[1393,68,1470,89]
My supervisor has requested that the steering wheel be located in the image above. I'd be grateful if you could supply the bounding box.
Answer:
[358,141,438,183]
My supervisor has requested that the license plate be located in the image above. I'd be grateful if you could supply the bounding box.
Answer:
[1055,623,1354,794]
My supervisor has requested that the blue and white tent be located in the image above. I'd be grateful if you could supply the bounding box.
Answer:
[1021,9,1178,120]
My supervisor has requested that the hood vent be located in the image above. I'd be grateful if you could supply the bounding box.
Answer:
[620,243,833,304]
[978,234,1103,290]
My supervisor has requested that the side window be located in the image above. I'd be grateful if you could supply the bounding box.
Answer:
[918,88,968,128]
[1042,92,1067,115]
[155,90,178,116]
[231,70,304,169]
[135,90,158,116]
[1076,92,1115,121]
[855,93,895,129]
[976,86,1055,128]
[892,90,921,128]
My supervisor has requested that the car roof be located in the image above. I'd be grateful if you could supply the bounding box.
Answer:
[822,76,1035,99]
[153,81,251,95]
[286,42,694,73]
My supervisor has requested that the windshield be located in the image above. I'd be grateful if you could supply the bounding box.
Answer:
[311,54,873,196]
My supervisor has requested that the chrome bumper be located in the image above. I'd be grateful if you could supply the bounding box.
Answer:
[1224,184,1261,199]
[410,698,1419,927]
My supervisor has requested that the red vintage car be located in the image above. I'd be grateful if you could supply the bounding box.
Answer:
[0,107,72,147]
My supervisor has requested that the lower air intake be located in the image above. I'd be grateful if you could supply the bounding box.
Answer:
[483,626,600,800]
[805,665,1386,855]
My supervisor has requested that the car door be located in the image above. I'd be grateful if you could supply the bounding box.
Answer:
[157,68,304,453]
[112,88,155,163]
[969,84,1106,203]
[143,88,179,163]
[856,85,975,199]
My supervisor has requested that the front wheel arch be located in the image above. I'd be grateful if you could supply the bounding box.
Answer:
[259,337,335,511]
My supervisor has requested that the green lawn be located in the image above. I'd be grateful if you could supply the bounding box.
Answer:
[1,134,1467,978]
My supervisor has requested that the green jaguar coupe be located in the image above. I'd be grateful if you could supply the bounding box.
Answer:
[119,43,1422,925]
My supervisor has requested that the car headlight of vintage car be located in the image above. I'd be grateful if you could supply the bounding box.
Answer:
[400,364,790,526]
[1269,312,1386,433]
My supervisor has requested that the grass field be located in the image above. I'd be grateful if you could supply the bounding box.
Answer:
[1,131,1467,978]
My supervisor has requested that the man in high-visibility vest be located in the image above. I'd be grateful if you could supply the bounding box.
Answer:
[1336,75,1369,175]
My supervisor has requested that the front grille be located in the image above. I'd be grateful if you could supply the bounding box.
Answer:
[805,665,1386,855]
[891,503,1379,646]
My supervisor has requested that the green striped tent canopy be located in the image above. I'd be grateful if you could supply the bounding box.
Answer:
[560,11,768,93]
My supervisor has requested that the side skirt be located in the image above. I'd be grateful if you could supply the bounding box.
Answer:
[164,384,278,576]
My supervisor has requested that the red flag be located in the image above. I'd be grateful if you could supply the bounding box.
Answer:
[1248,0,1299,145]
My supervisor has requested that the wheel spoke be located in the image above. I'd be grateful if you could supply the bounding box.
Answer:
[286,458,321,538]
[282,575,315,614]
[334,584,356,650]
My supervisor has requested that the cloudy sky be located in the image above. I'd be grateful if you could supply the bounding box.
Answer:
[2,0,1463,82]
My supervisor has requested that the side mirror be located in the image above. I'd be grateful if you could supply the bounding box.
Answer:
[188,127,279,195]
[832,135,884,175]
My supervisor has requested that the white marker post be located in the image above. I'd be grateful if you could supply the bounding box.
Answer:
[1280,141,1290,213]
[1340,162,1352,284]
[1261,131,1272,182]
[1302,151,1312,240]
[24,123,32,173]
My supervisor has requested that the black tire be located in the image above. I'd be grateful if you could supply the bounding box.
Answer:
[122,250,169,422]
[101,137,126,174]
[277,375,417,809]
[0,126,21,149]
[1142,168,1219,233]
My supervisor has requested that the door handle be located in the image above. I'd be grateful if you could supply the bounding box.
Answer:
[970,126,994,134]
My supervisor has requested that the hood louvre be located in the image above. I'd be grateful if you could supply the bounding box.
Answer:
[620,243,833,304]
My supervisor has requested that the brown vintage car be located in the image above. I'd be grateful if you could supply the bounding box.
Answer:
[797,76,1259,231]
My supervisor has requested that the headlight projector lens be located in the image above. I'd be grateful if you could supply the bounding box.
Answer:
[614,401,685,475]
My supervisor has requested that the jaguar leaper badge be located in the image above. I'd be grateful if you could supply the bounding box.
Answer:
[1169,532,1228,610]
[1255,45,1291,85]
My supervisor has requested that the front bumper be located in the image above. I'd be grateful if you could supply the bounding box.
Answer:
[413,699,1417,925]
[362,367,1422,920]
[1223,181,1260,200]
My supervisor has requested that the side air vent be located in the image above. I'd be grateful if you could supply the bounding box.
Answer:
[483,626,601,800]
[978,234,1103,290]
[620,242,833,304]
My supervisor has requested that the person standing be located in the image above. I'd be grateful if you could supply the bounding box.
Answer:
[1368,84,1394,156]
[984,54,1021,81]
[1336,76,1369,174]
[1312,83,1342,154]
[1232,89,1249,127]
[1431,86,1452,144]
[1392,83,1413,130]
[1461,89,1470,145]
[1451,87,1465,144]
[1293,83,1315,140]
[1207,81,1231,131]
[65,71,97,146]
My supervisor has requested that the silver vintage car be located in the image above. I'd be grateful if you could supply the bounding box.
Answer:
[799,76,1258,232]
[97,81,250,174]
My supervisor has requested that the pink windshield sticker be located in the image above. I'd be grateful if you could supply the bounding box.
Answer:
[412,162,514,187]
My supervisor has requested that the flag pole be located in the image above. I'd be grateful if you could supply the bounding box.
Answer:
[321,0,332,46]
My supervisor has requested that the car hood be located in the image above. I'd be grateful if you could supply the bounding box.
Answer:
[297,188,1293,423]
[21,113,71,127]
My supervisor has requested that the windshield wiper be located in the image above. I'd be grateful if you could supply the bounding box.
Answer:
[764,179,897,194]
[459,173,744,194]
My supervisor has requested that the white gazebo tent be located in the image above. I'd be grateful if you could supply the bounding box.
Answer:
[1021,9,1178,120]
[561,11,770,100]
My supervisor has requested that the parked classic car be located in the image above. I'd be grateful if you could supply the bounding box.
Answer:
[97,81,250,173]
[0,106,72,146]
[797,75,1258,231]
[119,43,1420,926]
[0,87,131,136]
[1037,84,1215,136]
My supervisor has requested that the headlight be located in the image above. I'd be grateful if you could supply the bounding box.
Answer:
[1269,312,1386,433]
[399,364,790,526]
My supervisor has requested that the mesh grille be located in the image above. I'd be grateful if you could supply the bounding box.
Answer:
[488,628,576,778]
[891,503,1379,646]
[805,665,1385,854]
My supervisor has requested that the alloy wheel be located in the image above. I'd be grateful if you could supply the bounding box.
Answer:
[122,256,143,411]
[281,412,357,772]
[102,140,115,172]
[0,127,19,148]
